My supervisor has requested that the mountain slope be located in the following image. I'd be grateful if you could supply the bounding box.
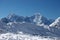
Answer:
[49,17,60,28]
[49,17,60,36]
[5,22,50,36]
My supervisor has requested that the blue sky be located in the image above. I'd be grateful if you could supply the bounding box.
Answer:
[0,0,60,19]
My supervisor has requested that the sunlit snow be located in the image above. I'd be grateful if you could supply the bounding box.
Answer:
[0,33,59,40]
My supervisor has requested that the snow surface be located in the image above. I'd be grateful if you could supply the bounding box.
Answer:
[0,33,59,40]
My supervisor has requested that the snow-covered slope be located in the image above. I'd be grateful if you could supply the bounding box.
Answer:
[0,21,8,33]
[4,22,52,36]
[0,33,59,40]
[49,17,60,28]
[0,21,58,37]
[49,17,60,36]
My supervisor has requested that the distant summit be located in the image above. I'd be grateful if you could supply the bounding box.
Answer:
[0,13,54,25]
[33,13,51,25]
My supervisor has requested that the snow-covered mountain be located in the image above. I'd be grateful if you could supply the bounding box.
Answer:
[0,13,60,40]
[6,14,25,22]
[33,13,53,26]
[0,22,54,36]
[1,13,53,25]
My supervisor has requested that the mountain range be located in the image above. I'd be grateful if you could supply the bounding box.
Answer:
[0,13,60,37]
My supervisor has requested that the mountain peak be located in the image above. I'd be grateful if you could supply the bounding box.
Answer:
[56,17,60,21]
[34,13,42,17]
[33,13,52,25]
[7,13,17,19]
